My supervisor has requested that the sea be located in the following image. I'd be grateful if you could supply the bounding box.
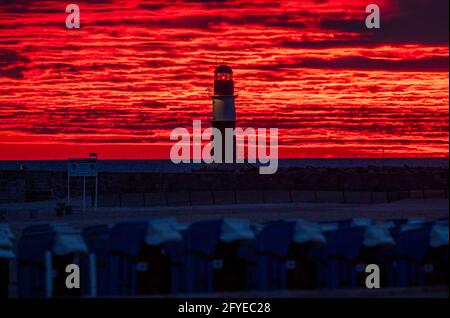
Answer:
[0,158,447,173]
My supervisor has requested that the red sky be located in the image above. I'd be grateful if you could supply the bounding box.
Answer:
[0,0,448,159]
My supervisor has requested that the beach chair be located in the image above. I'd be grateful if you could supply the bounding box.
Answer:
[256,220,326,291]
[423,222,449,286]
[184,218,256,293]
[17,224,88,298]
[107,218,184,296]
[81,224,112,297]
[354,223,396,287]
[393,223,433,287]
[311,226,366,289]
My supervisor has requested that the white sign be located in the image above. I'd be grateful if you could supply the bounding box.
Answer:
[68,158,97,177]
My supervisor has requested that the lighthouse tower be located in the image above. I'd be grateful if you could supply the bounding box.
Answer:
[210,64,237,162]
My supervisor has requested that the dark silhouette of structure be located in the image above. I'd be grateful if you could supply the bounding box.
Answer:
[210,65,237,163]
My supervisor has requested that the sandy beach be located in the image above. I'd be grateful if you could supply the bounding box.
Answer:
[2,198,447,233]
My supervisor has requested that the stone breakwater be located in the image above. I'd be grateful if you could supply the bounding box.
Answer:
[0,166,448,204]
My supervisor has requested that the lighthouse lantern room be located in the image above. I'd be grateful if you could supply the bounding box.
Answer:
[211,64,236,123]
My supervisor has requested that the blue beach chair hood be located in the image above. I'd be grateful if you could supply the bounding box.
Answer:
[108,218,183,257]
[18,224,87,263]
[187,219,255,256]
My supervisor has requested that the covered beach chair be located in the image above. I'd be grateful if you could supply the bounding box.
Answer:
[184,218,256,293]
[393,222,449,287]
[310,224,366,289]
[107,218,184,296]
[424,222,449,286]
[17,224,88,298]
[354,223,396,287]
[256,219,326,291]
[393,222,436,287]
[81,224,112,297]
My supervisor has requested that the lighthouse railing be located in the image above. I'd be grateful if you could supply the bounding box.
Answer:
[206,87,241,97]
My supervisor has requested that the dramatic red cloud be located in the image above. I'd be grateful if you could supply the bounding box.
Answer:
[0,0,448,159]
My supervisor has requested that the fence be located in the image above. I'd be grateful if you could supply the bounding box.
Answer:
[97,189,448,207]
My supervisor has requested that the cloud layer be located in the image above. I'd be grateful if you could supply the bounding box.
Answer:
[0,0,448,159]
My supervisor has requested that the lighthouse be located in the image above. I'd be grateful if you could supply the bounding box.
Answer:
[210,64,237,162]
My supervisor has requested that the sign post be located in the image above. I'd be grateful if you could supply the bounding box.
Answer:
[67,156,98,212]
[83,176,86,212]
[95,173,98,210]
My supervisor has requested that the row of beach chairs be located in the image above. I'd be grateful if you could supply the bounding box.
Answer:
[1,216,448,297]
